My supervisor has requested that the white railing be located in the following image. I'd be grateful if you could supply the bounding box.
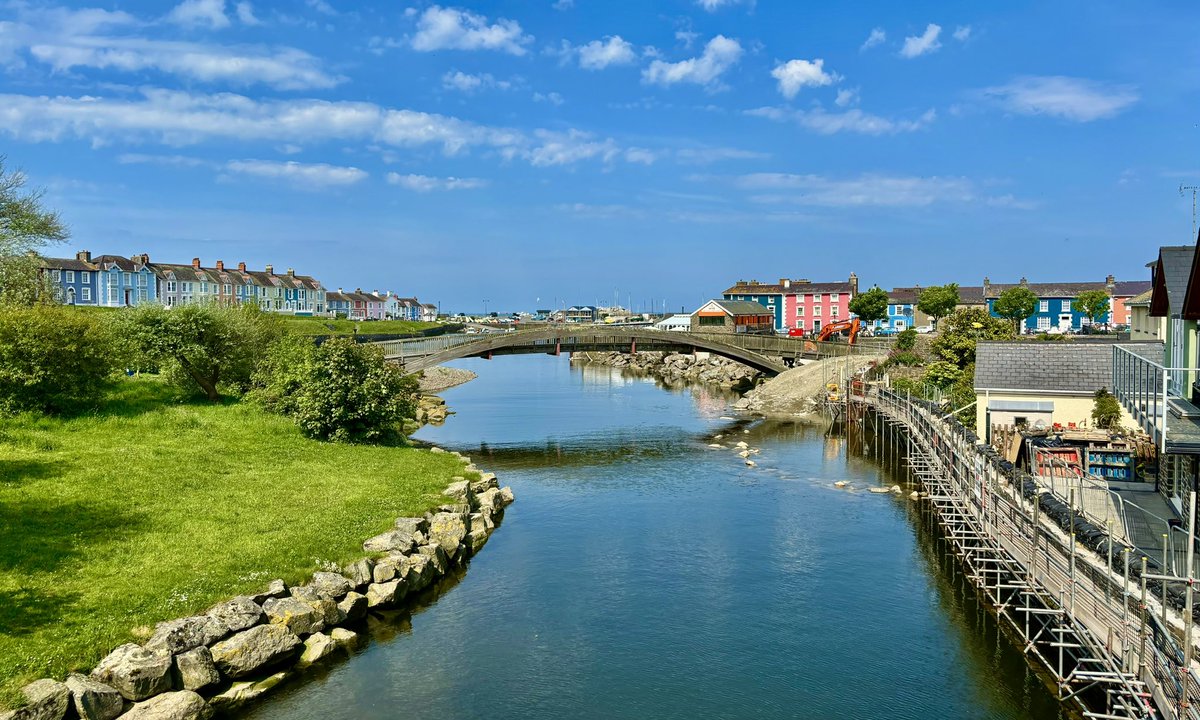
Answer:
[1113,345,1179,453]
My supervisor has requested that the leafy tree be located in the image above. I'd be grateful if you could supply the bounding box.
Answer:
[1092,388,1122,429]
[288,338,418,443]
[0,305,116,414]
[895,328,918,351]
[0,158,69,306]
[1073,290,1112,325]
[931,307,1015,369]
[922,360,962,389]
[115,303,283,401]
[992,286,1039,333]
[848,286,889,324]
[916,283,960,329]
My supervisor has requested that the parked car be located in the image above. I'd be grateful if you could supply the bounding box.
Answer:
[914,325,935,334]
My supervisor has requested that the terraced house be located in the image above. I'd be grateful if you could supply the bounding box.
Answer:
[40,251,157,306]
[152,258,327,315]
[983,276,1148,332]
[722,274,858,334]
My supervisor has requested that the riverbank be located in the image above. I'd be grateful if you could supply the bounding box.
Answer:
[417,366,478,393]
[571,351,762,390]
[0,377,488,711]
[734,354,886,417]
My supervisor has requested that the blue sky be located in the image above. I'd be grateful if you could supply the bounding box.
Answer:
[2,0,1198,313]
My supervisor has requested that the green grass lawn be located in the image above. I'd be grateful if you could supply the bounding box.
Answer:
[0,377,465,707]
[277,315,439,336]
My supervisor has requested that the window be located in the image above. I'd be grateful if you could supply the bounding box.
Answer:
[831,306,839,317]
[1062,299,1072,312]
[796,305,805,315]
[224,284,232,294]
[829,293,839,303]
[166,281,177,293]
[698,315,725,326]
[200,282,209,293]
[1037,316,1051,330]
[51,269,61,281]
[138,288,147,302]
[182,282,193,292]
[137,274,147,287]
[795,320,805,330]
[1039,300,1049,313]
[123,272,131,284]
[81,271,90,282]
[81,287,91,302]
[65,270,75,283]
[814,305,823,315]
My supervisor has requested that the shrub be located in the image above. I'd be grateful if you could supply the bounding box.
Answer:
[1093,387,1122,429]
[285,338,418,443]
[922,360,962,389]
[895,328,918,351]
[931,308,1015,369]
[0,305,116,414]
[883,350,923,367]
[246,333,316,415]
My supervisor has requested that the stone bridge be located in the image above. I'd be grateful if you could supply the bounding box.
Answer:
[374,327,891,375]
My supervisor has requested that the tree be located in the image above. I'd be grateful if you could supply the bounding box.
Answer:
[917,283,960,329]
[115,303,283,401]
[931,307,1016,369]
[1092,387,1122,429]
[0,305,115,414]
[848,286,889,324]
[0,157,69,306]
[992,286,1039,333]
[1073,290,1112,326]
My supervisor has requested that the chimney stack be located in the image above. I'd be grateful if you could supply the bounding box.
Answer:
[983,277,991,297]
[780,278,790,289]
[1019,276,1028,288]
[287,268,295,278]
[265,264,273,275]
[238,261,246,272]
[216,260,225,271]
[1106,274,1116,291]
[849,272,859,296]
[192,257,201,269]
[76,250,91,262]
[133,253,149,266]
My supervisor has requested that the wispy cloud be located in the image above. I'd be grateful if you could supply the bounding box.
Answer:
[953,25,971,42]
[526,129,618,167]
[224,159,367,189]
[979,76,1139,122]
[386,172,488,191]
[860,27,885,51]
[410,5,532,55]
[577,35,637,70]
[746,106,936,135]
[900,23,941,58]
[235,2,260,25]
[165,0,230,29]
[441,70,512,93]
[770,58,838,99]
[737,173,973,207]
[643,35,742,89]
[695,0,754,11]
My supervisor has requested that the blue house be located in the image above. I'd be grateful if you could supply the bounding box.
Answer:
[92,254,157,306]
[984,277,1115,332]
[41,251,100,305]
[869,287,922,332]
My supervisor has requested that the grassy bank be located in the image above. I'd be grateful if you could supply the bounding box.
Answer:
[0,377,463,707]
[278,315,438,336]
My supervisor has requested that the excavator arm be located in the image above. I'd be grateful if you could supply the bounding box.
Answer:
[815,318,861,345]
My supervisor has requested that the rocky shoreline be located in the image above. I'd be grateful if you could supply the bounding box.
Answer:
[571,351,763,391]
[417,366,477,394]
[1,453,512,720]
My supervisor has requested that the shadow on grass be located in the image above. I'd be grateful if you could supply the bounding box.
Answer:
[0,459,55,486]
[0,498,145,576]
[0,587,82,636]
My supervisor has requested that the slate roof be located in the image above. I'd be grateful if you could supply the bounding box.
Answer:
[886,287,921,304]
[1126,289,1153,306]
[974,341,1139,394]
[985,281,1109,299]
[1151,246,1196,316]
[1113,280,1152,297]
[40,256,96,271]
[723,280,854,295]
[709,299,775,316]
[957,286,986,305]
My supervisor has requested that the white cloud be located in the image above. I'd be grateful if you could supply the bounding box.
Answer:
[953,25,971,42]
[235,2,260,25]
[117,153,211,168]
[695,0,753,11]
[834,87,859,107]
[27,38,342,90]
[441,70,511,92]
[985,194,1038,210]
[900,24,941,58]
[737,173,974,207]
[860,27,885,51]
[577,35,636,70]
[771,58,837,99]
[224,160,367,188]
[532,91,564,105]
[552,0,574,10]
[675,147,769,164]
[410,6,532,55]
[166,0,230,29]
[746,105,936,135]
[305,0,338,16]
[526,129,618,167]
[643,35,742,89]
[624,147,657,164]
[979,76,1138,122]
[386,172,488,191]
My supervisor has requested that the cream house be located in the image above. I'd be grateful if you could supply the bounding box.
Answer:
[974,341,1146,441]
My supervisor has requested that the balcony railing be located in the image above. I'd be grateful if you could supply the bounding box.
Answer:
[1113,344,1193,453]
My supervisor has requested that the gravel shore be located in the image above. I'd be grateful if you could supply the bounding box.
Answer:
[418,366,478,393]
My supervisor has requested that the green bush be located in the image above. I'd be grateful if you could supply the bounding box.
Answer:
[931,308,1015,369]
[256,337,418,443]
[895,328,918,351]
[0,305,116,414]
[1093,387,1122,429]
[922,360,962,388]
[883,350,923,367]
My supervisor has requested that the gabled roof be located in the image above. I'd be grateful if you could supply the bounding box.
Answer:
[985,281,1109,299]
[695,299,774,316]
[1126,289,1153,307]
[956,286,986,304]
[974,341,1130,394]
[723,280,853,295]
[1183,230,1200,320]
[40,256,96,271]
[1114,280,1152,297]
[1149,245,1195,317]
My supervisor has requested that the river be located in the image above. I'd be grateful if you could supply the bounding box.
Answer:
[245,355,1067,720]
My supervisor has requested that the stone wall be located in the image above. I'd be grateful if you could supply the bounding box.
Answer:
[0,451,513,720]
[572,351,762,391]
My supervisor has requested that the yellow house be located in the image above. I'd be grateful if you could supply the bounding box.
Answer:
[1127,288,1163,342]
[974,341,1143,441]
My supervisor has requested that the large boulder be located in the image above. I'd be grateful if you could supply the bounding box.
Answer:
[249,580,287,604]
[342,558,375,588]
[206,597,264,635]
[121,691,211,720]
[289,587,339,626]
[337,592,368,623]
[365,580,402,608]
[329,628,357,649]
[297,633,337,667]
[144,616,226,656]
[362,529,416,554]
[427,512,467,560]
[173,647,220,692]
[415,544,449,576]
[208,672,289,712]
[65,674,123,720]
[91,644,173,701]
[208,625,301,679]
[261,596,324,636]
[394,517,429,535]
[309,572,352,600]
[3,679,70,720]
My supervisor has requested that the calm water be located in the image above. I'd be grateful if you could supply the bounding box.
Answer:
[247,356,1066,720]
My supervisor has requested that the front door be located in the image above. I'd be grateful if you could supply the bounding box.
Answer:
[1058,314,1072,332]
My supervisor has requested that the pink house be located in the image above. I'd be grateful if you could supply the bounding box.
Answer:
[786,277,857,334]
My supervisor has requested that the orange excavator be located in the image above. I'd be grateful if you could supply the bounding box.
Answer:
[815,318,862,345]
